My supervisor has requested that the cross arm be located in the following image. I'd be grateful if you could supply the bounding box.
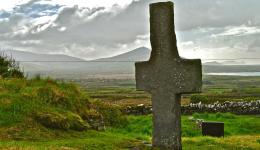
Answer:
[135,61,154,93]
[179,58,202,94]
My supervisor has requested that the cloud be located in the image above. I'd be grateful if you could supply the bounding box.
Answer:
[0,0,151,59]
[0,0,32,11]
[179,41,194,47]
[45,0,133,8]
[247,38,260,52]
[212,25,260,37]
[173,0,260,30]
[0,0,260,61]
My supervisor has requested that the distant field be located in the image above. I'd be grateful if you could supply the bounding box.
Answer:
[66,75,260,106]
[25,64,260,79]
[203,65,260,73]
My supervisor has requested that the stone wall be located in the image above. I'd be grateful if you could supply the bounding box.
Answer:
[122,100,260,115]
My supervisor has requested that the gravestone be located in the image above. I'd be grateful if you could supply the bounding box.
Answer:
[202,122,224,137]
[135,2,202,150]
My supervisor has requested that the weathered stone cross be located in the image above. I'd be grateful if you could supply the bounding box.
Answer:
[135,2,202,150]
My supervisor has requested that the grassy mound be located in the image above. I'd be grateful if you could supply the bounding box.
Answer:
[0,77,127,140]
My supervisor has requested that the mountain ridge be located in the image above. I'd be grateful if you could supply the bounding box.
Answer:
[1,47,260,79]
[94,47,151,62]
[0,49,85,62]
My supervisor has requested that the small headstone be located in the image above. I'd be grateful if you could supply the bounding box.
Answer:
[202,122,224,137]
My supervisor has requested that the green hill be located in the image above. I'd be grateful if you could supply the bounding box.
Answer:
[0,77,127,140]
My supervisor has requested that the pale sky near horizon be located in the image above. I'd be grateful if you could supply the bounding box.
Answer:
[0,0,260,63]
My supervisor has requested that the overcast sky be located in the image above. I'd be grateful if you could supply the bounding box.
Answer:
[0,0,260,61]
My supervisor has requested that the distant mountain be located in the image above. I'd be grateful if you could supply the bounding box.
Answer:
[0,48,151,77]
[203,61,222,66]
[0,50,85,72]
[1,48,260,79]
[95,47,151,62]
[203,60,246,66]
[1,50,84,62]
[221,60,245,65]
[80,47,151,75]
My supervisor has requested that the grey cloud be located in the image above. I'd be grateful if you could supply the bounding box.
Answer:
[1,0,260,60]
[174,0,260,30]
[2,1,151,58]
[248,38,260,52]
[0,14,25,34]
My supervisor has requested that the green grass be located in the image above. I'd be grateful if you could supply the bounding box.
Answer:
[114,114,260,138]
[1,135,259,150]
[1,114,260,149]
[192,113,260,136]
[183,135,260,150]
[0,130,139,150]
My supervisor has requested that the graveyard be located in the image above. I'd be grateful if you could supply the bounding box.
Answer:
[1,1,260,150]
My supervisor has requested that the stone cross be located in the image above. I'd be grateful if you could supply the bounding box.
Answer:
[135,2,202,150]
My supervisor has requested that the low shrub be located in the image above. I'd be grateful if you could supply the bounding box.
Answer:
[80,108,105,130]
[0,52,24,78]
[190,95,209,104]
[91,101,128,128]
[257,139,260,144]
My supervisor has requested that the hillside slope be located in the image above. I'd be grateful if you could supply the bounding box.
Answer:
[0,78,126,140]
